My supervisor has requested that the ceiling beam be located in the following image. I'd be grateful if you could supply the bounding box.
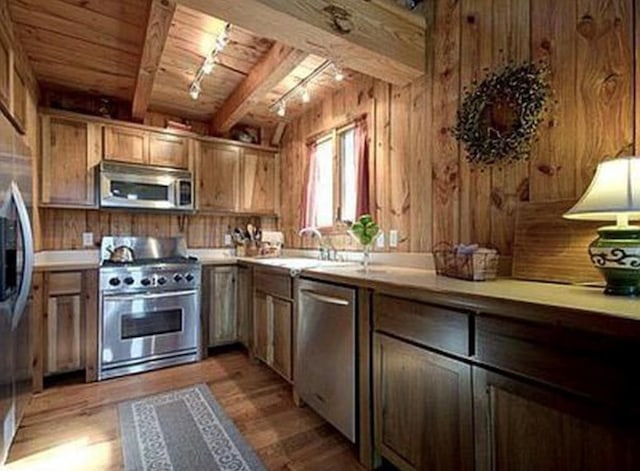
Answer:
[175,0,425,85]
[131,0,176,120]
[211,42,307,134]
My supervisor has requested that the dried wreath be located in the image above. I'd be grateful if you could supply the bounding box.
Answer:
[452,61,550,168]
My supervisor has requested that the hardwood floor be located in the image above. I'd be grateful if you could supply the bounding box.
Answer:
[5,350,364,470]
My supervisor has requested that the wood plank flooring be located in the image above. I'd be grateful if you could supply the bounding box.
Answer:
[5,350,364,470]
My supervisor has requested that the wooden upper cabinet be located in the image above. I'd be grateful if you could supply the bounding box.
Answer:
[0,29,10,115]
[198,142,240,212]
[40,115,101,207]
[103,125,149,165]
[149,132,189,169]
[241,149,278,214]
[11,67,26,132]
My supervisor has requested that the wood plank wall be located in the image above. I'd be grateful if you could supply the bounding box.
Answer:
[280,0,638,258]
[40,209,277,250]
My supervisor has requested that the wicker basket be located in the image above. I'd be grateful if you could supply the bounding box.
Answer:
[434,245,499,281]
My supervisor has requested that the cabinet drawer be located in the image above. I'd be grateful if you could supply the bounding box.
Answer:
[48,272,83,296]
[254,268,292,299]
[373,294,471,357]
[476,316,639,404]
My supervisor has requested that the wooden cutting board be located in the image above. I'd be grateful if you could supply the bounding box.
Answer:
[512,200,604,284]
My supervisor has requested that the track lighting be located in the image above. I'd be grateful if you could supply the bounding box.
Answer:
[188,23,231,100]
[272,60,345,117]
[276,101,287,117]
[189,83,201,100]
[301,86,311,103]
[202,57,215,75]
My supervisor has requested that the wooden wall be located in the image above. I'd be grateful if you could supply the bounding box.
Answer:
[40,209,277,250]
[280,0,639,257]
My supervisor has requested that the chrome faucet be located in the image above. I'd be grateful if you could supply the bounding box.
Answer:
[299,227,337,261]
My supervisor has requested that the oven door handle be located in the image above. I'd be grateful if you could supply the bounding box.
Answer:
[104,289,198,303]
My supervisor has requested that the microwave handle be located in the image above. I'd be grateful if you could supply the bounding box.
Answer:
[11,182,34,329]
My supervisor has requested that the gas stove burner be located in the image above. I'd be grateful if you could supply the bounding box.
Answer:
[100,256,199,268]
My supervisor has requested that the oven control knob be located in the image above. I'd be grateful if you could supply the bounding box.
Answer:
[108,277,121,287]
[124,277,135,286]
[173,274,183,283]
[141,278,152,287]
[185,273,194,282]
[157,276,167,285]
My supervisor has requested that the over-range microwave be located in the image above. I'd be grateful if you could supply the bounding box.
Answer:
[99,162,194,212]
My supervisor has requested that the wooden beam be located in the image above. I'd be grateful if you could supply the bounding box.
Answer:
[271,122,287,147]
[175,0,425,85]
[131,0,176,120]
[211,42,307,134]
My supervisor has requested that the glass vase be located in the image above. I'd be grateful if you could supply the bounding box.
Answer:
[362,243,373,273]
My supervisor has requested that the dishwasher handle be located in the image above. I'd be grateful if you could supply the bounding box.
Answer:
[300,289,351,307]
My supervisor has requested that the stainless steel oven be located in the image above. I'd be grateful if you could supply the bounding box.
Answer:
[100,288,200,378]
[98,236,202,380]
[99,161,194,212]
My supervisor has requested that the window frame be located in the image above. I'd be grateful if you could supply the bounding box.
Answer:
[308,122,358,232]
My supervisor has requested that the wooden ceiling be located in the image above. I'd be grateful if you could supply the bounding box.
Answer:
[9,0,150,100]
[8,0,415,131]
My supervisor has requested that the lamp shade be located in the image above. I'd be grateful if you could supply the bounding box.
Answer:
[563,156,640,221]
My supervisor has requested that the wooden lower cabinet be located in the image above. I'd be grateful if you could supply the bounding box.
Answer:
[45,293,83,374]
[253,289,293,382]
[474,368,640,471]
[253,291,269,362]
[205,266,237,347]
[36,270,98,387]
[271,297,292,380]
[373,333,473,471]
[236,265,252,348]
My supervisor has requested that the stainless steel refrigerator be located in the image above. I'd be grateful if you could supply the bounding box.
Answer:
[0,111,34,464]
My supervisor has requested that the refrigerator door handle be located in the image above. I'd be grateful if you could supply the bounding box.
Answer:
[10,181,33,329]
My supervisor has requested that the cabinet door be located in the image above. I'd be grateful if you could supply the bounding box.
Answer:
[198,142,239,211]
[236,266,252,348]
[373,333,473,471]
[474,368,640,471]
[149,132,189,169]
[103,125,148,164]
[0,29,9,114]
[45,294,83,374]
[241,150,277,214]
[12,67,26,132]
[41,115,100,207]
[253,291,269,362]
[207,266,237,347]
[271,297,292,381]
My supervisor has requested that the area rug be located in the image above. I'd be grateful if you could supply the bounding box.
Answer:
[118,383,266,471]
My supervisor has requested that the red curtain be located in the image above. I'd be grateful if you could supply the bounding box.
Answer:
[355,118,370,217]
[299,141,318,229]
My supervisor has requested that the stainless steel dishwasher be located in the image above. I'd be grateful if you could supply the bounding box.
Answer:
[295,278,356,442]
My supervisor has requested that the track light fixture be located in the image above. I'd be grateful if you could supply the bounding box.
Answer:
[272,61,345,117]
[276,100,287,117]
[188,23,231,100]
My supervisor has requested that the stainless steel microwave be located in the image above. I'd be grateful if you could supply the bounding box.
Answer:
[99,162,194,212]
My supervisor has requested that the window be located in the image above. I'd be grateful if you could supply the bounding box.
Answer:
[302,121,368,229]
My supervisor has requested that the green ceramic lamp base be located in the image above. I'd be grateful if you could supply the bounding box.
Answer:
[588,226,640,297]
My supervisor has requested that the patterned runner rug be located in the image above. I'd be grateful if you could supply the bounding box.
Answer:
[118,384,266,471]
